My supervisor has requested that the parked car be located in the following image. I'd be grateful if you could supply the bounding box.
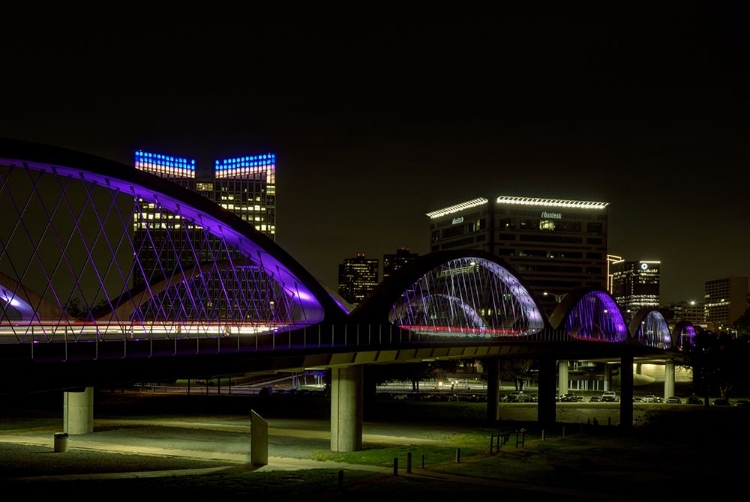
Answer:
[641,394,662,403]
[734,399,750,408]
[508,391,528,403]
[560,392,583,402]
[686,397,703,405]
[589,396,601,402]
[665,396,681,404]
[601,391,618,402]
[713,398,731,407]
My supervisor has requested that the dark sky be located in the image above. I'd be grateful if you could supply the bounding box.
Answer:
[2,7,749,303]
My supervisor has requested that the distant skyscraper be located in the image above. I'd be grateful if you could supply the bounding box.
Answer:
[382,247,419,280]
[338,253,379,305]
[134,150,277,320]
[610,260,661,323]
[135,150,276,240]
[426,195,609,315]
[704,276,749,332]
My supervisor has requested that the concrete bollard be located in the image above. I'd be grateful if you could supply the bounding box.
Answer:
[53,432,68,453]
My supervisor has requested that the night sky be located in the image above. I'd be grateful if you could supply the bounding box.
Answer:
[2,8,748,303]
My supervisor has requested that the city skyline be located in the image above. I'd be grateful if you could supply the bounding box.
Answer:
[2,10,748,303]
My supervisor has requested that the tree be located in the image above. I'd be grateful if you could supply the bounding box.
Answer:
[732,308,750,338]
[684,329,750,401]
[497,359,535,391]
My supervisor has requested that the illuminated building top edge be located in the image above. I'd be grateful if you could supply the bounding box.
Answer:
[214,153,276,180]
[135,150,196,179]
[496,195,608,210]
[426,197,489,219]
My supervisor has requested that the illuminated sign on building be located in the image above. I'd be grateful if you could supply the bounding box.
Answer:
[541,211,562,219]
[452,217,464,225]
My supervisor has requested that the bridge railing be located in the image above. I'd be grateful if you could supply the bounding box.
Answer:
[0,321,585,363]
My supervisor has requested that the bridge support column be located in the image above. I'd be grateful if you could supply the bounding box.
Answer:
[619,352,634,429]
[63,387,94,434]
[537,357,557,426]
[486,358,500,421]
[558,361,569,396]
[664,361,675,399]
[330,366,363,453]
[603,363,613,391]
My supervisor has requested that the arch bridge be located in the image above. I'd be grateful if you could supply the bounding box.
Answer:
[0,138,694,451]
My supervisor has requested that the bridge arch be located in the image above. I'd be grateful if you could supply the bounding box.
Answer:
[629,308,672,349]
[0,138,347,341]
[350,250,546,337]
[548,287,628,343]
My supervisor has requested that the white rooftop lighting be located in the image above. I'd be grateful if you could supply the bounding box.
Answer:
[496,195,609,209]
[426,197,488,219]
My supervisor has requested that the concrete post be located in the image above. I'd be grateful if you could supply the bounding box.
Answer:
[331,365,363,452]
[250,410,268,466]
[63,387,94,434]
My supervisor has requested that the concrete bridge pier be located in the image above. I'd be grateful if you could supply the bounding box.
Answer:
[63,387,94,434]
[330,365,363,452]
[486,359,500,421]
[558,360,569,396]
[619,352,634,428]
[664,360,675,399]
[537,356,557,425]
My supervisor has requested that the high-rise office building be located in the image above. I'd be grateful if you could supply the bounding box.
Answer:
[382,247,419,280]
[610,260,661,323]
[135,150,277,240]
[664,300,706,327]
[338,253,379,305]
[426,195,609,315]
[133,150,277,320]
[704,276,749,332]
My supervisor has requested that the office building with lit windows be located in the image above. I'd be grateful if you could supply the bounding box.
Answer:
[610,260,661,323]
[382,247,419,280]
[704,276,748,332]
[133,150,277,319]
[338,253,379,305]
[426,195,609,315]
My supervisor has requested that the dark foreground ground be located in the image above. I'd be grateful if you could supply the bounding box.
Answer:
[0,389,745,501]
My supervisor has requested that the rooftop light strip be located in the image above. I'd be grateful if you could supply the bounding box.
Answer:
[134,150,196,178]
[426,197,488,218]
[496,195,609,209]
[215,153,276,179]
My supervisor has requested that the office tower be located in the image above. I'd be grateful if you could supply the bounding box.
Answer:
[704,276,749,332]
[338,253,379,305]
[135,150,276,240]
[426,195,609,315]
[382,247,419,280]
[134,150,277,320]
[664,300,706,327]
[610,260,661,323]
